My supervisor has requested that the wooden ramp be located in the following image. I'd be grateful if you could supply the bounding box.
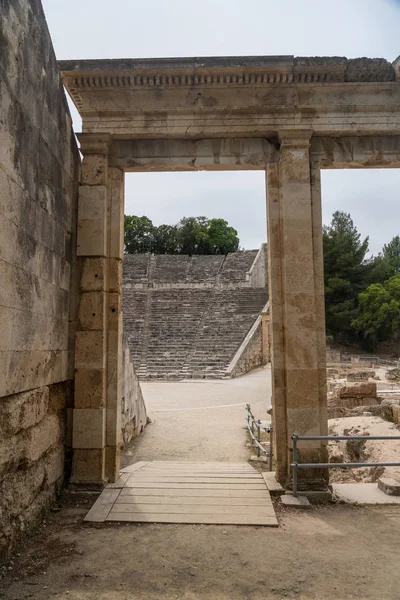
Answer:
[85,461,278,526]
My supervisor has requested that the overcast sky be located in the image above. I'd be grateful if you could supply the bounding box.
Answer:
[42,0,400,254]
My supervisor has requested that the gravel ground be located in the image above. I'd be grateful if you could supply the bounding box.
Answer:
[2,367,400,599]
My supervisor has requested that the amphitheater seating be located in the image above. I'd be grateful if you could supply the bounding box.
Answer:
[123,248,268,379]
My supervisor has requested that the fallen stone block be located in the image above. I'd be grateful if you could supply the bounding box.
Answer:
[378,477,400,496]
[339,382,377,399]
[262,472,284,496]
[281,494,311,509]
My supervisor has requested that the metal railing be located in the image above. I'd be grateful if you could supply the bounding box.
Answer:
[245,404,273,471]
[291,433,400,497]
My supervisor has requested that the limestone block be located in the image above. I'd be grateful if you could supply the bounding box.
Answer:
[80,257,106,292]
[71,448,106,484]
[78,292,106,330]
[106,408,121,446]
[77,185,107,257]
[0,386,49,435]
[74,368,105,409]
[108,292,122,331]
[339,383,377,399]
[347,371,372,382]
[109,167,124,259]
[378,477,400,496]
[23,414,62,464]
[108,258,122,292]
[1,349,68,397]
[0,460,46,521]
[43,445,65,485]
[392,405,400,425]
[81,154,108,186]
[75,330,105,370]
[72,408,106,449]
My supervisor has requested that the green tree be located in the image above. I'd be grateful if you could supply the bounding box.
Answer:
[124,215,155,253]
[176,216,210,255]
[207,218,240,254]
[124,214,240,255]
[383,235,400,273]
[323,211,370,343]
[353,275,400,352]
[153,224,179,254]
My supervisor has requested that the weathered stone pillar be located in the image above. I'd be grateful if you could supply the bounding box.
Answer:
[71,134,124,484]
[266,131,328,489]
[261,310,271,364]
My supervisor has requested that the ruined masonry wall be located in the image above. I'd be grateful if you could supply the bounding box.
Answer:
[0,1,80,558]
[226,317,265,377]
[121,337,148,444]
[247,243,268,288]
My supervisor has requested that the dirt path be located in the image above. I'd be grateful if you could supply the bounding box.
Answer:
[3,368,400,599]
[122,366,271,466]
[2,498,400,600]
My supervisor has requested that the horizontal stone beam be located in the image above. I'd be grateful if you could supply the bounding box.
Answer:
[311,136,400,168]
[110,138,280,171]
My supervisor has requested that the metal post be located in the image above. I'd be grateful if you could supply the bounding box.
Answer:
[292,434,298,497]
[257,420,261,458]
[269,425,273,472]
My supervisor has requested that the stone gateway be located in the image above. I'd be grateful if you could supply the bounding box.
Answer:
[2,0,400,556]
[59,54,400,487]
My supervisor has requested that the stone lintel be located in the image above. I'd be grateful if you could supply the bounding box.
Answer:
[279,129,313,148]
[110,138,280,172]
[311,135,400,169]
[78,133,112,156]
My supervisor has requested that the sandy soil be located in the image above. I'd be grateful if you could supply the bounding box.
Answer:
[122,366,271,466]
[2,496,400,600]
[328,415,400,483]
[2,367,400,600]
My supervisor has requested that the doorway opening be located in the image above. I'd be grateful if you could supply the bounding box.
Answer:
[120,170,271,464]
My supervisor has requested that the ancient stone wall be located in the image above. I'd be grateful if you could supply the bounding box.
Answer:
[225,316,264,377]
[0,0,80,558]
[248,243,268,288]
[121,337,147,444]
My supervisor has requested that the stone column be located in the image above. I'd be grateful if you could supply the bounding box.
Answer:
[71,134,124,484]
[266,131,328,489]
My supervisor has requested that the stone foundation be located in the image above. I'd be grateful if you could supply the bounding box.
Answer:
[0,383,71,559]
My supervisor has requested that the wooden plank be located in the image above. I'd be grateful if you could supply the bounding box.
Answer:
[84,488,121,522]
[106,472,131,489]
[119,488,269,498]
[107,512,278,526]
[123,482,267,490]
[115,495,272,506]
[132,473,261,478]
[113,503,276,516]
[125,477,263,484]
[120,461,148,473]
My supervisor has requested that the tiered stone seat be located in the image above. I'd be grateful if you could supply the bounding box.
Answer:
[152,255,190,284]
[123,248,268,379]
[185,255,224,284]
[123,254,149,286]
[123,290,147,367]
[187,289,268,377]
[141,290,212,378]
[218,249,258,283]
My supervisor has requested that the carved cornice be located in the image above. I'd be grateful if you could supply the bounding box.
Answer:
[63,69,345,111]
[60,55,397,112]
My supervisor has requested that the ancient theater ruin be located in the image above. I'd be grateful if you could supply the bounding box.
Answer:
[123,245,269,380]
[1,0,400,557]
